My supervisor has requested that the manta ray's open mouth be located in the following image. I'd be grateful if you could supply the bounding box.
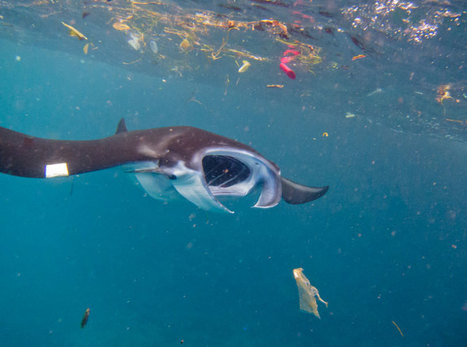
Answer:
[202,155,251,188]
[198,150,282,213]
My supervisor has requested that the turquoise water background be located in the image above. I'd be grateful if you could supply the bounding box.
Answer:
[0,17,466,347]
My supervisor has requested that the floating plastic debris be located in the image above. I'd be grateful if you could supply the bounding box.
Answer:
[266,84,284,88]
[61,22,87,41]
[280,49,300,79]
[179,38,192,52]
[436,84,453,104]
[345,112,356,118]
[127,32,143,51]
[280,63,296,79]
[238,60,251,73]
[23,2,325,87]
[149,40,158,55]
[113,22,131,31]
[293,268,328,319]
[352,54,366,61]
[83,43,89,55]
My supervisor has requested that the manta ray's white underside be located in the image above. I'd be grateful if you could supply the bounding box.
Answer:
[131,147,282,213]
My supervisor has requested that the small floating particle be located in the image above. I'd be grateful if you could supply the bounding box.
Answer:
[328,62,339,70]
[81,308,90,328]
[15,55,21,62]
[462,301,467,311]
[83,43,89,55]
[266,84,284,88]
[188,96,202,105]
[61,22,88,40]
[238,60,251,73]
[122,58,142,65]
[392,320,404,337]
[322,132,329,137]
[352,54,366,61]
[367,88,382,96]
[345,112,356,119]
[445,118,466,124]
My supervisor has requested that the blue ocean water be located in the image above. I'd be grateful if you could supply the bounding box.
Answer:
[0,1,466,346]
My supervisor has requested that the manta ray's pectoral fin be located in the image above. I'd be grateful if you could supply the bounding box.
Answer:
[172,171,234,214]
[281,177,329,205]
[126,167,175,179]
[126,162,179,201]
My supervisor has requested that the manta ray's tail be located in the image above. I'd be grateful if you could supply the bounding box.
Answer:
[0,124,140,178]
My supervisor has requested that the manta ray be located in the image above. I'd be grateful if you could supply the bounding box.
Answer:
[0,119,328,213]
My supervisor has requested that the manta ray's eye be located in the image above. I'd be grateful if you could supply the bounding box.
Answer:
[202,155,250,187]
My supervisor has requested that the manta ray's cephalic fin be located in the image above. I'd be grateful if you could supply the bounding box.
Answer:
[281,177,329,205]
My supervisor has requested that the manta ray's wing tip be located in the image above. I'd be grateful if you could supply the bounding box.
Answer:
[281,177,329,205]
